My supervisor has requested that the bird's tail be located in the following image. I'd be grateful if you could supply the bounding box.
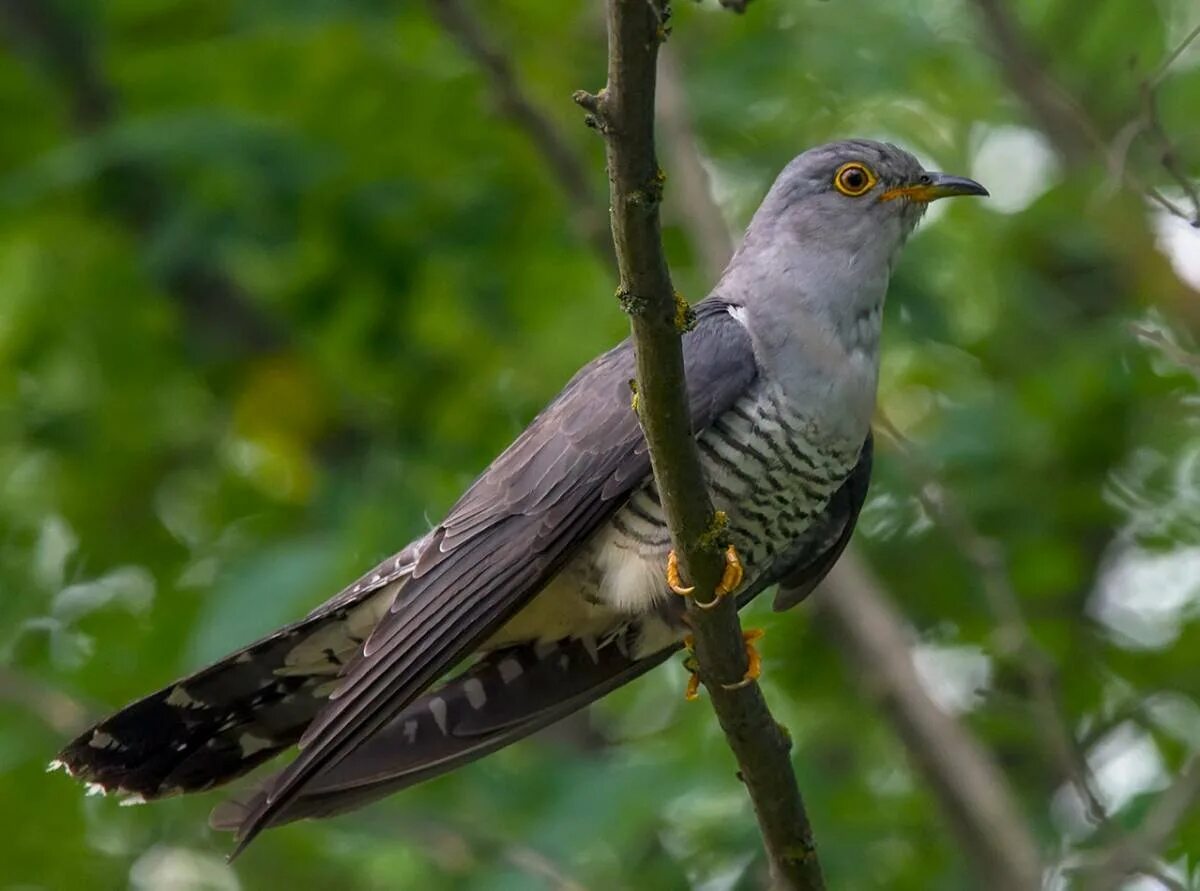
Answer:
[50,578,403,804]
[210,628,675,837]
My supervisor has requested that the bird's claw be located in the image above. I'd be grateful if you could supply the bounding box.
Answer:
[721,628,764,691]
[667,545,743,609]
[682,634,701,701]
[666,549,695,596]
[681,627,763,700]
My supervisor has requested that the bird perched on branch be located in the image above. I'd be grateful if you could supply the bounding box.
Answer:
[51,139,986,855]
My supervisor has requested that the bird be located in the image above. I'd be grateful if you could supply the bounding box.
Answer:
[50,139,987,856]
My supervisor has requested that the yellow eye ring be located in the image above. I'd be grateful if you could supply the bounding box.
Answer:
[833,162,877,197]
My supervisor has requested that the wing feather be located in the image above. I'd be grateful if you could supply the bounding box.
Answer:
[229,299,758,853]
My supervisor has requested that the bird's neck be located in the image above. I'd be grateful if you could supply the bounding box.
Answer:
[716,239,889,442]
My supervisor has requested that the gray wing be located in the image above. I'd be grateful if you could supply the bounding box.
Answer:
[228,298,758,853]
[213,434,873,833]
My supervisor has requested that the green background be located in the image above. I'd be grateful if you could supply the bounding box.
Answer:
[1,0,1199,888]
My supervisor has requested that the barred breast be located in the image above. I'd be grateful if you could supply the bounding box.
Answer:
[565,380,864,628]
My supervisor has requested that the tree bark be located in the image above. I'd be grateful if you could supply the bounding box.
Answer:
[580,2,824,887]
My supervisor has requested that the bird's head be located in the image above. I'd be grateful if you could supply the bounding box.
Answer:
[723,140,988,354]
[754,139,989,264]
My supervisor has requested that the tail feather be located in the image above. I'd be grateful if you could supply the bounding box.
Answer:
[53,575,404,802]
[211,626,676,835]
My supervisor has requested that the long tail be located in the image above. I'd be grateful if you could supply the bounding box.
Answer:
[51,568,408,803]
[211,628,675,836]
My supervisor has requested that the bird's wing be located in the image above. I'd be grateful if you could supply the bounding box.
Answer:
[212,436,873,833]
[771,433,873,611]
[210,629,673,831]
[229,298,758,852]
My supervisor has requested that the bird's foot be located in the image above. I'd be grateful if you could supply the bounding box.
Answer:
[680,627,763,700]
[682,641,702,702]
[721,628,764,691]
[666,545,743,609]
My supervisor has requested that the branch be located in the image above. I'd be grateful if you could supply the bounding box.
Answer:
[425,0,616,269]
[580,1,823,886]
[0,667,90,736]
[972,0,1200,227]
[656,46,735,284]
[1085,758,1200,891]
[809,555,1043,891]
[875,415,1108,825]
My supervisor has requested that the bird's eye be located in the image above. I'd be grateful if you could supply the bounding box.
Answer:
[834,162,877,197]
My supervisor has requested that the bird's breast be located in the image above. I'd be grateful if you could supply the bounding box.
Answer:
[565,381,863,623]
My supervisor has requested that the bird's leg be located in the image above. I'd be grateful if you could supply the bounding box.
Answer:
[666,550,695,596]
[666,545,743,609]
[681,635,702,702]
[721,628,764,690]
[682,627,764,699]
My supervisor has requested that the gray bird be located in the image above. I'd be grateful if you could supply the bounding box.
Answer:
[52,139,986,854]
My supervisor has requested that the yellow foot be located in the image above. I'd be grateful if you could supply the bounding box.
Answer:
[682,634,701,701]
[666,550,695,596]
[721,628,765,691]
[666,545,744,609]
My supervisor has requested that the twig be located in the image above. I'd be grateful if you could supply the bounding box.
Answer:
[0,667,90,735]
[972,0,1200,227]
[581,1,823,887]
[656,46,735,284]
[875,415,1109,826]
[809,555,1043,891]
[1130,322,1200,375]
[1148,21,1200,89]
[972,0,1095,164]
[1141,83,1200,226]
[425,0,616,268]
[1085,758,1200,891]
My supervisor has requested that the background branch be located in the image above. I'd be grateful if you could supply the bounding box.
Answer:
[583,1,823,886]
[1085,758,1200,891]
[807,557,1043,891]
[424,0,616,269]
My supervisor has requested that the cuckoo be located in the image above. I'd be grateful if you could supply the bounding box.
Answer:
[51,140,987,854]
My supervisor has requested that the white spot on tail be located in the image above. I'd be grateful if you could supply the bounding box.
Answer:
[89,730,118,750]
[428,696,449,735]
[119,793,146,807]
[165,685,202,709]
[46,759,70,775]
[463,678,487,710]
[580,635,600,664]
[85,782,107,797]
[498,658,523,684]
[238,732,274,757]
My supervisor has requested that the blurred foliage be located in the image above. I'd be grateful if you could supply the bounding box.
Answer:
[1,0,1199,888]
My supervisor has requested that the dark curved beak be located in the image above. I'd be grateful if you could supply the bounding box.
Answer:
[881,173,989,203]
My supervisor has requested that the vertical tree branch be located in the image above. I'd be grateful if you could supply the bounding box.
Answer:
[578,1,824,886]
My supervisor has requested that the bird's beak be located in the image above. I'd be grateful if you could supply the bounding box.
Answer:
[880,172,989,203]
